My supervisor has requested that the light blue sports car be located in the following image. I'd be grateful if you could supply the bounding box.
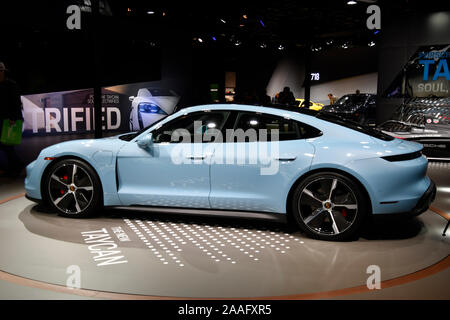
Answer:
[25,104,436,241]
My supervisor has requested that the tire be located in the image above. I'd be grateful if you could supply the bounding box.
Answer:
[43,159,102,218]
[291,172,368,241]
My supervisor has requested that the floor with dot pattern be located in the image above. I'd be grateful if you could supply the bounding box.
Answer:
[0,195,447,298]
[0,162,449,298]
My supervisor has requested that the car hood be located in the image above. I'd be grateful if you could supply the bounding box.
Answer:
[39,135,129,159]
[322,103,363,113]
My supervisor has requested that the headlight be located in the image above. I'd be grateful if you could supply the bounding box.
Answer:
[138,103,167,115]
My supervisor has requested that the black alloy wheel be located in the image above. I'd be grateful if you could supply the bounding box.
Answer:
[292,172,368,241]
[44,159,102,217]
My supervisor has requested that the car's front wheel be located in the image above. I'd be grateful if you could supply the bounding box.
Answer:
[291,172,368,241]
[43,159,102,217]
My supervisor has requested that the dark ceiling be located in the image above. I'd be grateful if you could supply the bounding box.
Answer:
[1,0,449,51]
[0,0,448,94]
[102,0,450,49]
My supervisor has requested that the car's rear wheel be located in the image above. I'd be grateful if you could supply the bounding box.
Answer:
[291,172,368,241]
[44,159,102,218]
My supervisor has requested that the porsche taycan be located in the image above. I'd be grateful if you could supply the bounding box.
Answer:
[25,104,435,241]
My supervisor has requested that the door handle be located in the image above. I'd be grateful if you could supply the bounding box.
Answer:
[274,157,297,162]
[186,156,206,160]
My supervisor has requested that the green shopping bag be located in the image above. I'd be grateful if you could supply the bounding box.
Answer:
[1,119,23,145]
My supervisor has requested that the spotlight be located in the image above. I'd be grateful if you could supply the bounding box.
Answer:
[234,40,242,46]
[347,1,357,5]
[259,20,265,27]
[278,44,285,50]
[368,41,375,47]
[260,43,267,49]
[212,36,217,41]
[342,43,349,49]
[198,38,203,43]
[147,11,155,15]
[220,19,226,23]
[243,14,247,19]
[326,40,334,45]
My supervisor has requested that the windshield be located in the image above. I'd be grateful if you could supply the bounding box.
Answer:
[119,113,172,141]
[335,95,369,106]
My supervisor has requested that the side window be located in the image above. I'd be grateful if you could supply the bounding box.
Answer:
[233,112,322,141]
[152,111,229,143]
[234,112,299,141]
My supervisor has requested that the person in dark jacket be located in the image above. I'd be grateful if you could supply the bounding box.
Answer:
[0,62,24,176]
[278,86,296,105]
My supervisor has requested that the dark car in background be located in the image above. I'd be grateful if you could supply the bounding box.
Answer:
[377,97,450,160]
[322,94,377,125]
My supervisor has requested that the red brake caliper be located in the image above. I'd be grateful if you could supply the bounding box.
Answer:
[341,208,347,217]
[61,175,69,195]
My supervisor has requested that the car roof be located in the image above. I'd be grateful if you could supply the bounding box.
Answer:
[176,103,393,141]
[180,103,318,117]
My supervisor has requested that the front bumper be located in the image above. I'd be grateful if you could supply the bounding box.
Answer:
[410,179,436,217]
[25,194,43,204]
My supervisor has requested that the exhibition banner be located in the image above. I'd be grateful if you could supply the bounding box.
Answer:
[21,82,180,136]
[386,44,450,98]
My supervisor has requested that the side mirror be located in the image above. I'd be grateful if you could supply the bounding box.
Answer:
[129,96,135,102]
[137,133,153,149]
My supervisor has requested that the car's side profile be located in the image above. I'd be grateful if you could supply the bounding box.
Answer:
[25,104,435,241]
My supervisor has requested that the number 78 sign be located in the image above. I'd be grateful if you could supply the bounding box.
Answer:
[311,73,320,81]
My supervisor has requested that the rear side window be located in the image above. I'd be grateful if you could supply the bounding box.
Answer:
[233,112,322,141]
[317,112,394,141]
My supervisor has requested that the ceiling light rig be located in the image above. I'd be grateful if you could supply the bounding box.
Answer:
[347,1,357,5]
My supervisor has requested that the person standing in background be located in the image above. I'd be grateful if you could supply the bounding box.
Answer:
[0,62,24,177]
[278,87,296,105]
[328,93,337,105]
